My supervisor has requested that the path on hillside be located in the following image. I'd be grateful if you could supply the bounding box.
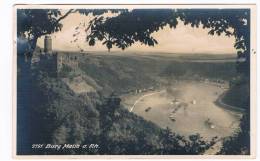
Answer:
[130,90,166,112]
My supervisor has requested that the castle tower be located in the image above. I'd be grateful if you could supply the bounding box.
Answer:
[44,35,52,53]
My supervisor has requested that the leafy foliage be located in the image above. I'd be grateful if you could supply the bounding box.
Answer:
[82,9,250,74]
[17,8,251,74]
[218,112,250,155]
[219,74,250,154]
[84,9,176,51]
[17,9,76,53]
[17,62,217,155]
[77,9,127,16]
[17,8,251,155]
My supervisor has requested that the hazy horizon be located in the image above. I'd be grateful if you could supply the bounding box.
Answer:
[37,10,237,55]
[50,48,236,56]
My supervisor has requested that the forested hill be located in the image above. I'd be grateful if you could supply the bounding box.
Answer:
[17,53,219,155]
[76,54,237,94]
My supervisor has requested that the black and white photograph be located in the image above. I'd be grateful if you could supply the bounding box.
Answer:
[12,4,256,158]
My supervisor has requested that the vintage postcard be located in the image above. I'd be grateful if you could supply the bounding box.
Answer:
[13,4,256,158]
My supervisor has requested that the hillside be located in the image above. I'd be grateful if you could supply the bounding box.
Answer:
[75,54,237,94]
[18,52,243,155]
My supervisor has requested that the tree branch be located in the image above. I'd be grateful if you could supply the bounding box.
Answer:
[56,9,76,23]
[35,9,77,38]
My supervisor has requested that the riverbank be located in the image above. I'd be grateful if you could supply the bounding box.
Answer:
[215,91,246,114]
[121,80,242,140]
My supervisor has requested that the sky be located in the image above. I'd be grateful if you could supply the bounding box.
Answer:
[37,11,237,54]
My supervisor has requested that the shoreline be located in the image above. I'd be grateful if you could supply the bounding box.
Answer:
[215,91,246,114]
[121,80,243,154]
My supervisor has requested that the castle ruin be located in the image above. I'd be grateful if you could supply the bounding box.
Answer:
[36,35,81,77]
[44,35,52,53]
